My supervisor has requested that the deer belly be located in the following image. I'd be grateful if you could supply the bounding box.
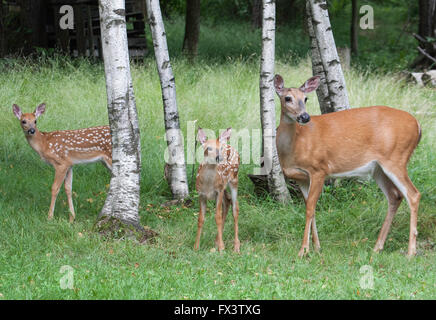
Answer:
[328,160,378,180]
[71,156,104,165]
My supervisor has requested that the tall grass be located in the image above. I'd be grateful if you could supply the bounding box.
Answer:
[0,51,435,299]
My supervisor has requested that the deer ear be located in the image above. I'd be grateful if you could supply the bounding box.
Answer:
[197,128,207,145]
[219,127,232,142]
[34,103,46,118]
[12,104,22,119]
[274,74,284,96]
[300,76,320,93]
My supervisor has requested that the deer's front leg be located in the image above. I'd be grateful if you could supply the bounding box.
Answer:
[298,173,325,257]
[215,190,225,252]
[194,196,207,251]
[48,165,69,220]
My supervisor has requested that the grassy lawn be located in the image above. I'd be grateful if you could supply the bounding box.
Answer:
[0,55,435,299]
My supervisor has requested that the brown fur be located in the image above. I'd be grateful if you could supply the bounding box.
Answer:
[274,75,421,257]
[13,103,112,222]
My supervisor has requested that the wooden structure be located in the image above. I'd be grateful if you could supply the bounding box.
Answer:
[1,0,147,58]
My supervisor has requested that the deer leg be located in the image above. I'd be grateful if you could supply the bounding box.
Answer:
[194,196,207,251]
[298,174,325,257]
[373,165,403,253]
[102,155,112,172]
[48,166,68,220]
[297,180,320,252]
[216,190,231,246]
[215,190,225,252]
[379,163,420,257]
[229,183,240,253]
[64,167,76,223]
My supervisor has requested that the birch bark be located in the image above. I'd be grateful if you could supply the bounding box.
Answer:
[260,0,291,203]
[307,0,350,113]
[146,0,189,200]
[98,0,142,227]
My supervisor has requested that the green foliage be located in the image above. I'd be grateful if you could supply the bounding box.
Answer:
[0,56,435,299]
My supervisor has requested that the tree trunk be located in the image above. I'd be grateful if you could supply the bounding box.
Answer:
[145,0,189,200]
[251,0,262,29]
[182,0,200,60]
[0,1,6,57]
[414,0,436,69]
[351,0,358,55]
[98,0,142,228]
[306,1,329,114]
[260,0,291,203]
[307,0,350,113]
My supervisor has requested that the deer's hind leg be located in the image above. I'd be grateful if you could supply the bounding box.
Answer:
[64,167,76,223]
[229,182,240,253]
[373,165,403,253]
[378,162,420,257]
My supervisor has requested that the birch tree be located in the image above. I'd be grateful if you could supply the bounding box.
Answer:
[145,0,189,200]
[98,0,142,228]
[307,0,349,113]
[260,0,291,203]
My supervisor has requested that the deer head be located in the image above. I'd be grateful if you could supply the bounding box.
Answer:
[13,103,46,136]
[197,127,232,164]
[274,75,320,125]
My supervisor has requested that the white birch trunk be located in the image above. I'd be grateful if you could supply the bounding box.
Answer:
[260,0,291,203]
[98,0,142,227]
[307,0,350,112]
[145,0,189,200]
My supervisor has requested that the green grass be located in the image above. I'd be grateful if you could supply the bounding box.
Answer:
[0,56,435,300]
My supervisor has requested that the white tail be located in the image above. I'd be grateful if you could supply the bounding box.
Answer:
[194,128,241,253]
[274,75,422,257]
[13,103,112,222]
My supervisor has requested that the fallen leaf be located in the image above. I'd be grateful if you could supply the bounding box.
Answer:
[210,248,216,253]
[86,198,94,203]
[134,263,139,268]
[78,232,83,237]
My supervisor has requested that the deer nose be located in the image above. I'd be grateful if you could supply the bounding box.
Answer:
[297,112,311,124]
[28,128,35,135]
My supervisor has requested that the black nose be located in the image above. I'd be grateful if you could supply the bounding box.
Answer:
[297,112,311,124]
[28,128,35,134]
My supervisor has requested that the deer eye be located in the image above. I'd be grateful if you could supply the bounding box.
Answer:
[34,120,37,124]
[285,96,292,102]
[21,120,26,124]
[304,97,308,103]
[207,147,212,151]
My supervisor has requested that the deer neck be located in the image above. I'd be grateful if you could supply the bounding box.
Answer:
[277,113,299,157]
[25,129,45,154]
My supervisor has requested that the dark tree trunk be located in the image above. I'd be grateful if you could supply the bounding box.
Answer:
[0,2,6,57]
[251,0,262,29]
[19,0,48,54]
[351,0,358,55]
[182,0,200,60]
[414,0,436,69]
[419,0,436,38]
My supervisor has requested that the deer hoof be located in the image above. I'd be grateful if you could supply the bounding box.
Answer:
[298,247,309,258]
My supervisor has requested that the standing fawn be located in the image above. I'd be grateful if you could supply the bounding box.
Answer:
[274,75,421,257]
[194,128,241,253]
[13,103,112,222]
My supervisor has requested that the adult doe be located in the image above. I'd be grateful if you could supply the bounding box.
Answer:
[13,103,112,222]
[194,128,241,253]
[274,75,421,257]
